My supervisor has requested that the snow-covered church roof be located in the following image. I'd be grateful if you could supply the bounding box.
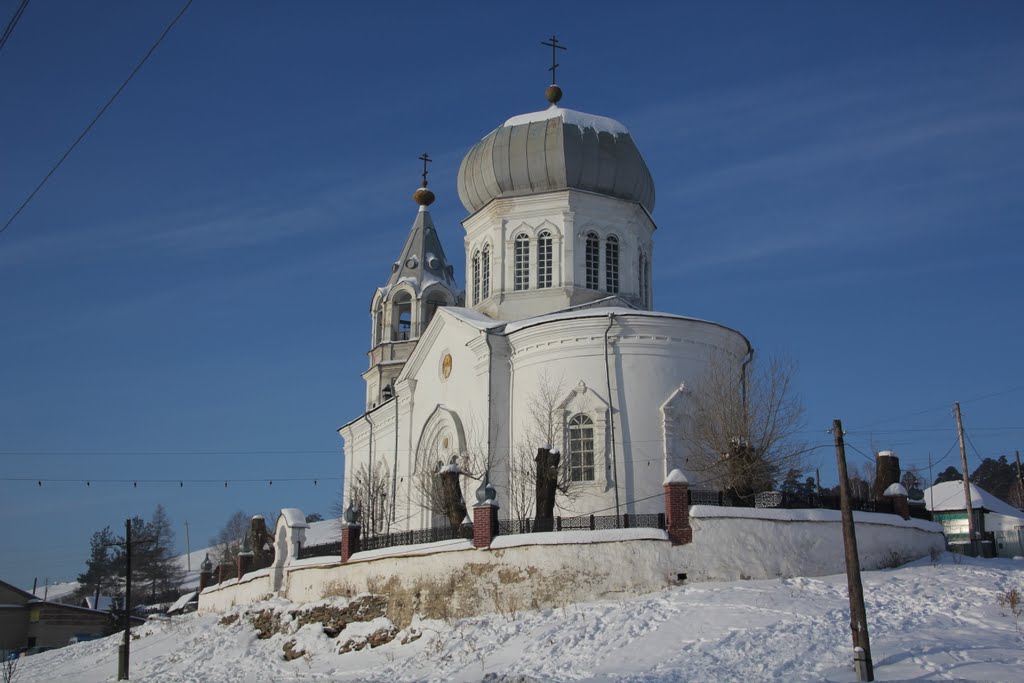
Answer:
[457,100,655,215]
[922,481,1024,518]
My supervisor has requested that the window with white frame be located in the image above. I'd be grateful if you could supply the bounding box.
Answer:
[537,230,552,289]
[514,233,530,291]
[482,245,491,298]
[605,235,619,293]
[567,414,595,481]
[472,251,481,304]
[585,232,600,290]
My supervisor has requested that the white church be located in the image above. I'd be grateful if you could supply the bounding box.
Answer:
[338,79,752,533]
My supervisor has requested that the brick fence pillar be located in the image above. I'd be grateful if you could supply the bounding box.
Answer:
[236,551,253,578]
[198,553,214,592]
[473,502,499,548]
[883,483,911,520]
[664,469,693,545]
[340,524,361,562]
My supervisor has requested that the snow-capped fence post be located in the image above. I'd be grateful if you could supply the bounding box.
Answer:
[664,469,692,545]
[236,533,254,578]
[198,553,214,592]
[340,502,362,563]
[883,483,910,520]
[473,471,499,549]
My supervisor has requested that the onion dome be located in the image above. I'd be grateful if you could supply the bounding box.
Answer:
[457,101,655,215]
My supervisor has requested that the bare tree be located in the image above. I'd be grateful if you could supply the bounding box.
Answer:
[688,352,806,504]
[2,643,19,683]
[408,418,493,530]
[506,372,590,520]
[211,510,250,567]
[347,460,392,536]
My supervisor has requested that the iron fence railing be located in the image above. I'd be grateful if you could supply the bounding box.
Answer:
[498,512,666,536]
[360,524,472,553]
[688,488,931,521]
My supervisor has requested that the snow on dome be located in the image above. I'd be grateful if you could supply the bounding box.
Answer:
[502,106,629,136]
[457,104,655,215]
[883,483,908,498]
[437,463,463,475]
[664,469,689,485]
[878,450,897,458]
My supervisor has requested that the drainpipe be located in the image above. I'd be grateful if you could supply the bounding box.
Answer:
[392,393,399,526]
[508,352,516,515]
[604,313,621,517]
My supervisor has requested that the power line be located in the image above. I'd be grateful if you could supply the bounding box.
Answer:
[0,0,194,236]
[0,449,339,456]
[855,384,1024,431]
[2,476,341,486]
[0,0,30,53]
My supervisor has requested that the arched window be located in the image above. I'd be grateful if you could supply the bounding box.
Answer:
[567,414,595,481]
[392,292,413,341]
[605,235,619,294]
[482,245,491,299]
[382,383,394,401]
[514,233,530,291]
[585,232,600,290]
[472,251,481,304]
[373,303,384,345]
[537,230,552,289]
[639,251,649,308]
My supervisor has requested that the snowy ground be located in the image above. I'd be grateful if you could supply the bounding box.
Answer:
[14,553,1024,682]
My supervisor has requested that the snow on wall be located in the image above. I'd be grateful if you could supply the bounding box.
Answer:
[678,507,945,582]
[199,511,944,616]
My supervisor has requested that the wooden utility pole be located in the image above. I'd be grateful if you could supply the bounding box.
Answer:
[833,418,874,681]
[118,518,132,680]
[954,402,977,554]
[816,467,822,496]
[184,521,191,573]
[1015,450,1022,508]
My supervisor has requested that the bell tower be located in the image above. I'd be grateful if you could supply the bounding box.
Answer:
[363,156,463,410]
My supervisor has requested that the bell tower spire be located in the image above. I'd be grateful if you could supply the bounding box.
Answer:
[362,156,464,410]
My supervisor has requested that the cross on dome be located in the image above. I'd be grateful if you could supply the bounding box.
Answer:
[413,152,435,206]
[541,35,567,104]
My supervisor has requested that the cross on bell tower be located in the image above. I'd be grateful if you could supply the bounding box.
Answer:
[418,152,432,188]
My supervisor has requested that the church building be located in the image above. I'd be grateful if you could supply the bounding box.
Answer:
[339,75,751,533]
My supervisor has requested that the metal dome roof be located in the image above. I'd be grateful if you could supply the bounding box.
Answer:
[456,106,655,215]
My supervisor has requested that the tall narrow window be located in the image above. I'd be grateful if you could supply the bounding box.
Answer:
[482,245,491,298]
[394,293,412,341]
[472,251,481,304]
[537,230,552,289]
[514,233,530,291]
[585,232,600,290]
[605,235,619,294]
[639,251,649,308]
[568,414,595,481]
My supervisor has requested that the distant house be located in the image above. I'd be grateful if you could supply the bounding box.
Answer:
[923,481,1024,557]
[0,579,124,654]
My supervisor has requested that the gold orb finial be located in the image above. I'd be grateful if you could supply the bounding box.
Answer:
[545,84,563,104]
[414,187,435,206]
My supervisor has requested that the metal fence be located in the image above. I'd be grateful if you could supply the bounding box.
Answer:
[689,489,931,521]
[498,512,666,535]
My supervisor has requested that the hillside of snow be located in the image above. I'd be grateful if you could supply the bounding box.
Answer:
[13,553,1024,682]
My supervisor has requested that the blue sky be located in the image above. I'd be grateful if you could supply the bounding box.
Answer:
[1,1,1022,590]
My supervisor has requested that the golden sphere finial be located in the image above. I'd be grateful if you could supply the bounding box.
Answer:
[414,187,435,206]
[545,84,563,105]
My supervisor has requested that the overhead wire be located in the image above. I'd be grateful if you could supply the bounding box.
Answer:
[0,0,29,52]
[0,0,195,235]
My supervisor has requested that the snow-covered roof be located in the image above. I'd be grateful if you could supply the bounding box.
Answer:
[503,106,629,136]
[922,481,1024,518]
[441,306,505,331]
[503,306,743,338]
[279,508,309,528]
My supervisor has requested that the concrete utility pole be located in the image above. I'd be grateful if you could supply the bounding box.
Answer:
[833,418,874,681]
[954,402,977,554]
